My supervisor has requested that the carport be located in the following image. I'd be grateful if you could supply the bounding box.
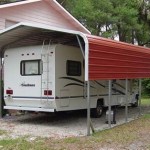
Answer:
[0,22,150,136]
[86,35,150,135]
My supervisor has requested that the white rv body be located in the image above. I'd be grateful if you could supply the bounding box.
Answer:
[4,44,138,113]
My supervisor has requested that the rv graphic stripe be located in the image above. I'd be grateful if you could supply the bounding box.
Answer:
[113,82,125,89]
[112,88,125,95]
[60,78,126,94]
[60,77,96,88]
[95,81,125,95]
[59,77,84,84]
[113,82,131,93]
[94,81,106,88]
[64,83,84,88]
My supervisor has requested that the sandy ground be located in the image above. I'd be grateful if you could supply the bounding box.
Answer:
[0,106,149,139]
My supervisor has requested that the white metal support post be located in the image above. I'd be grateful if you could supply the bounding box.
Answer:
[76,35,85,59]
[125,79,128,123]
[87,81,91,136]
[108,80,112,128]
[139,79,142,116]
[0,54,2,118]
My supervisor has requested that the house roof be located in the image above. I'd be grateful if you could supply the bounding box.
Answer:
[0,0,91,34]
[0,0,41,8]
[1,22,150,81]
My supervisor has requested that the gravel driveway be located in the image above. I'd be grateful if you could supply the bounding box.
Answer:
[0,106,149,139]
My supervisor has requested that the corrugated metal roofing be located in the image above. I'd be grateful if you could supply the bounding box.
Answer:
[87,35,150,80]
[1,23,150,81]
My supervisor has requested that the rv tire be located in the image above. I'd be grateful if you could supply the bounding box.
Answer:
[131,101,138,107]
[92,101,103,118]
[131,94,139,107]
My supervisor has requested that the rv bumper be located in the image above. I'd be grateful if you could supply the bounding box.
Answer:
[4,106,55,112]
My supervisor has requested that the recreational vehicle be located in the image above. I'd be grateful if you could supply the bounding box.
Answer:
[4,44,138,117]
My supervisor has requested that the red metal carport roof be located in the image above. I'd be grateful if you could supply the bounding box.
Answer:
[86,34,150,80]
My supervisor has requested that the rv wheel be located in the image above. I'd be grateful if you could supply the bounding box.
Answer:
[131,94,139,107]
[131,101,138,107]
[92,102,103,118]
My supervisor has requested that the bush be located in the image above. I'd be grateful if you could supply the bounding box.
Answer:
[142,78,150,96]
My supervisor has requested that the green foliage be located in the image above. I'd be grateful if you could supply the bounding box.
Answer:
[142,79,150,95]
[63,0,114,36]
[136,0,150,46]
[111,0,139,42]
[57,0,150,46]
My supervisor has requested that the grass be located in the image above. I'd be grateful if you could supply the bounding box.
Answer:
[0,138,48,150]
[0,114,149,149]
[63,137,80,144]
[43,113,150,149]
[92,124,137,144]
[32,114,150,150]
[0,130,6,136]
[141,98,150,106]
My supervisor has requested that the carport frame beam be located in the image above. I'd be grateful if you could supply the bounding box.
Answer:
[87,81,91,136]
[108,80,112,128]
[139,79,142,116]
[125,79,128,123]
[76,35,85,59]
[0,53,2,118]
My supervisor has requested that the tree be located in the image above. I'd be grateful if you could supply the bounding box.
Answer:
[61,0,114,37]
[57,0,150,46]
[110,0,140,43]
[136,0,150,46]
[142,78,150,95]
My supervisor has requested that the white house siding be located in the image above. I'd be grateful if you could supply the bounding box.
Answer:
[0,18,5,30]
[0,1,79,31]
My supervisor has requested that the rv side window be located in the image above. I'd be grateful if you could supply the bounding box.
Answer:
[66,60,81,76]
[20,60,42,76]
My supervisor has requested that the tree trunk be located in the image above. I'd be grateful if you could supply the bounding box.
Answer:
[117,24,125,42]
